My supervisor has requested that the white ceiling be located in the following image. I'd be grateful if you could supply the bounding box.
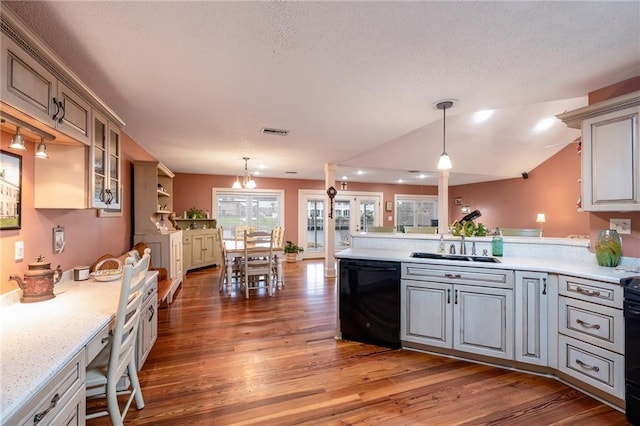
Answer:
[5,1,640,186]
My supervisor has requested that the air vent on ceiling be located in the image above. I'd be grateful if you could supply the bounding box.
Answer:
[285,171,298,174]
[261,127,289,136]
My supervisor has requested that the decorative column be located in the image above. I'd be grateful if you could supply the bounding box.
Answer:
[324,163,337,277]
[438,170,449,234]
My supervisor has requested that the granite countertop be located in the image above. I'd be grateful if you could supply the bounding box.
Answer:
[0,277,126,422]
[336,247,640,284]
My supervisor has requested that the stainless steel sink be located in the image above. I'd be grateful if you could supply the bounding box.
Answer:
[410,252,500,263]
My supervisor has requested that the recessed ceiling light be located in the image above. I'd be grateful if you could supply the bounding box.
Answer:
[341,175,348,180]
[473,110,495,123]
[418,174,426,179]
[533,117,556,133]
[397,179,405,183]
[357,170,364,175]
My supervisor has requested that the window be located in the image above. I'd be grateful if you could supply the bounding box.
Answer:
[395,195,438,232]
[213,189,284,239]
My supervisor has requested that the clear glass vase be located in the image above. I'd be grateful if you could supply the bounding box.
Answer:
[595,229,622,267]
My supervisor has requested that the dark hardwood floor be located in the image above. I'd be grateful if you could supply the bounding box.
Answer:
[87,260,630,425]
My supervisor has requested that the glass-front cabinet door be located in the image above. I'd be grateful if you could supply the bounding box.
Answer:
[91,111,121,209]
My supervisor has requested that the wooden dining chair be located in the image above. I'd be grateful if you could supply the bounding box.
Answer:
[86,248,151,425]
[271,226,285,285]
[217,226,240,292]
[234,225,255,248]
[242,229,275,298]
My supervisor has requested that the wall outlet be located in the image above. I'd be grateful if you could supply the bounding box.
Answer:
[15,241,24,261]
[610,218,631,235]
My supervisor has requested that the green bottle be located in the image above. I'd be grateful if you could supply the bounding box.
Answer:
[492,228,503,257]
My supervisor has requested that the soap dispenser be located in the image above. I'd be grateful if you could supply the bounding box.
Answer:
[438,234,446,253]
[492,228,503,257]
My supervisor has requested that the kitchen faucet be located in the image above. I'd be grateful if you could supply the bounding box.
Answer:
[460,235,467,255]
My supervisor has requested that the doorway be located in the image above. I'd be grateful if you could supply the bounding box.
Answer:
[298,190,383,258]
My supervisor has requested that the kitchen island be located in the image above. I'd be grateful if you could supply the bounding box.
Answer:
[336,235,639,412]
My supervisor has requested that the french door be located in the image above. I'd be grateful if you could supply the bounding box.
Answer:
[299,190,383,257]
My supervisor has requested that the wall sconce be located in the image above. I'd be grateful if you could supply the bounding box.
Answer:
[536,213,546,237]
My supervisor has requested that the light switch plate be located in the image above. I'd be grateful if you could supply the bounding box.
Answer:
[610,218,631,235]
[15,241,24,260]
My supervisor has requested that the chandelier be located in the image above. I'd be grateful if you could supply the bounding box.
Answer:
[232,157,257,189]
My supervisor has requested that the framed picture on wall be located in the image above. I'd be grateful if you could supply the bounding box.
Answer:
[0,150,22,230]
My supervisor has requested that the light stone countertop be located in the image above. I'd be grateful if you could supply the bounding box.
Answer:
[0,275,131,423]
[336,247,640,284]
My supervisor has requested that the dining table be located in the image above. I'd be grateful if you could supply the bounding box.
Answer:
[223,240,284,292]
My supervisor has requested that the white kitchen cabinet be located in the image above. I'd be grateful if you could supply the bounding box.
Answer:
[558,91,640,211]
[401,264,514,360]
[91,110,121,210]
[133,161,174,234]
[1,33,91,145]
[137,272,158,369]
[6,349,86,426]
[514,271,548,366]
[557,274,624,401]
[134,231,183,304]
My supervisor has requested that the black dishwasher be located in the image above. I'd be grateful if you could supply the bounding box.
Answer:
[623,276,640,424]
[339,259,401,348]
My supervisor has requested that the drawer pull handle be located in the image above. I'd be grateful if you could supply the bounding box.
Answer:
[454,289,458,305]
[447,289,451,304]
[576,287,600,297]
[33,393,60,424]
[149,305,155,321]
[575,358,600,372]
[542,277,547,295]
[445,273,462,279]
[576,318,601,329]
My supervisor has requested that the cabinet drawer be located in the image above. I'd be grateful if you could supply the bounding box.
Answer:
[403,263,513,289]
[558,275,622,308]
[47,385,85,426]
[86,323,111,365]
[559,297,623,354]
[10,349,86,426]
[558,335,624,399]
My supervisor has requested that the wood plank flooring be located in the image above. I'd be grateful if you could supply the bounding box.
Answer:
[87,260,630,425]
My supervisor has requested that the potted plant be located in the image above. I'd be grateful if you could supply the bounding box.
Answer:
[284,241,304,263]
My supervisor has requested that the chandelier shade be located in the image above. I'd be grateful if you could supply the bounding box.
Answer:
[232,157,257,189]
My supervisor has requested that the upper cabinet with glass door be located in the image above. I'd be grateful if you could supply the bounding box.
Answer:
[91,111,121,210]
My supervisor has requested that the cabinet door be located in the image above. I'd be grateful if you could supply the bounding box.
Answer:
[515,271,548,366]
[137,293,158,370]
[401,279,452,348]
[56,81,91,145]
[1,35,57,125]
[170,231,183,281]
[203,234,217,264]
[191,235,206,266]
[582,105,640,211]
[91,111,121,209]
[454,284,514,360]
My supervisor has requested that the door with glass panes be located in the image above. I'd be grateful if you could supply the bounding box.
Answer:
[301,191,382,256]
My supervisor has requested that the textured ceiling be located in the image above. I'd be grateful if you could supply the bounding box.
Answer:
[4,1,640,185]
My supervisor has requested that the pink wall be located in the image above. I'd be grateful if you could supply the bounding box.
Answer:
[173,173,436,244]
[451,143,588,236]
[1,130,155,294]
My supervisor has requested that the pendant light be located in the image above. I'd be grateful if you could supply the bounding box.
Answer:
[435,100,454,170]
[35,138,48,159]
[9,126,26,150]
[232,157,257,189]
